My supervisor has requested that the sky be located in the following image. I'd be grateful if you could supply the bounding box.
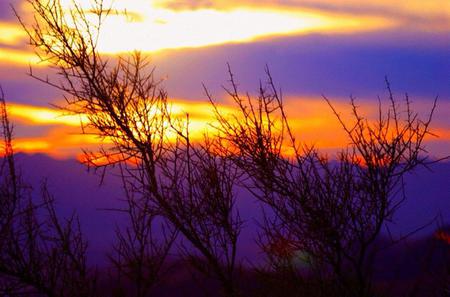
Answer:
[0,0,449,159]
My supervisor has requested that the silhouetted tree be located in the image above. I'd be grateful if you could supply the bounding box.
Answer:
[109,170,177,297]
[19,1,243,295]
[0,86,97,296]
[160,132,242,296]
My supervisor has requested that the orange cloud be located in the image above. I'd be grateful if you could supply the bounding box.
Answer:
[6,97,450,159]
[13,138,50,152]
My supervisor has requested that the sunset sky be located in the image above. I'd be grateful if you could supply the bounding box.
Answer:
[0,0,448,159]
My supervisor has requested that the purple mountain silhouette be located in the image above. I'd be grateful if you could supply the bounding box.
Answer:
[14,153,450,266]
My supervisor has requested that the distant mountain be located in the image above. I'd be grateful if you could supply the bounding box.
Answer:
[12,153,450,266]
[15,153,124,265]
[396,161,450,236]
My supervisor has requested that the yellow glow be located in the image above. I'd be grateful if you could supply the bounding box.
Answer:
[96,8,393,53]
[7,98,450,159]
[6,99,233,129]
[152,0,450,31]
[8,103,87,126]
[52,0,395,53]
[0,23,27,45]
[14,139,50,151]
[2,0,444,65]
[0,48,46,66]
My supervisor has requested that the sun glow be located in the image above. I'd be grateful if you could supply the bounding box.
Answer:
[53,0,395,54]
[0,0,397,66]
[95,9,393,53]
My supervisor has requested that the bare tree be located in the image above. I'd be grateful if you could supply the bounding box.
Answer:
[19,1,243,295]
[108,164,177,297]
[0,86,97,296]
[208,67,438,297]
[17,1,176,295]
[159,131,243,296]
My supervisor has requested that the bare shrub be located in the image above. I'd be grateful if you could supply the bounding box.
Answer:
[0,87,96,296]
[208,67,438,297]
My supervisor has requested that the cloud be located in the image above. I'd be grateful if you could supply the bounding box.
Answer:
[8,102,87,126]
[1,0,447,58]
[0,47,46,66]
[5,95,450,159]
[0,0,396,59]
[1,23,447,104]
[150,30,449,101]
[0,22,27,46]
[155,0,450,31]
[88,4,395,53]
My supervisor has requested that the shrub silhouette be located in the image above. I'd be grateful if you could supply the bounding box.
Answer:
[0,87,97,296]
[207,66,439,297]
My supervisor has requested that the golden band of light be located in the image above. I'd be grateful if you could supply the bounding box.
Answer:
[7,99,450,159]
